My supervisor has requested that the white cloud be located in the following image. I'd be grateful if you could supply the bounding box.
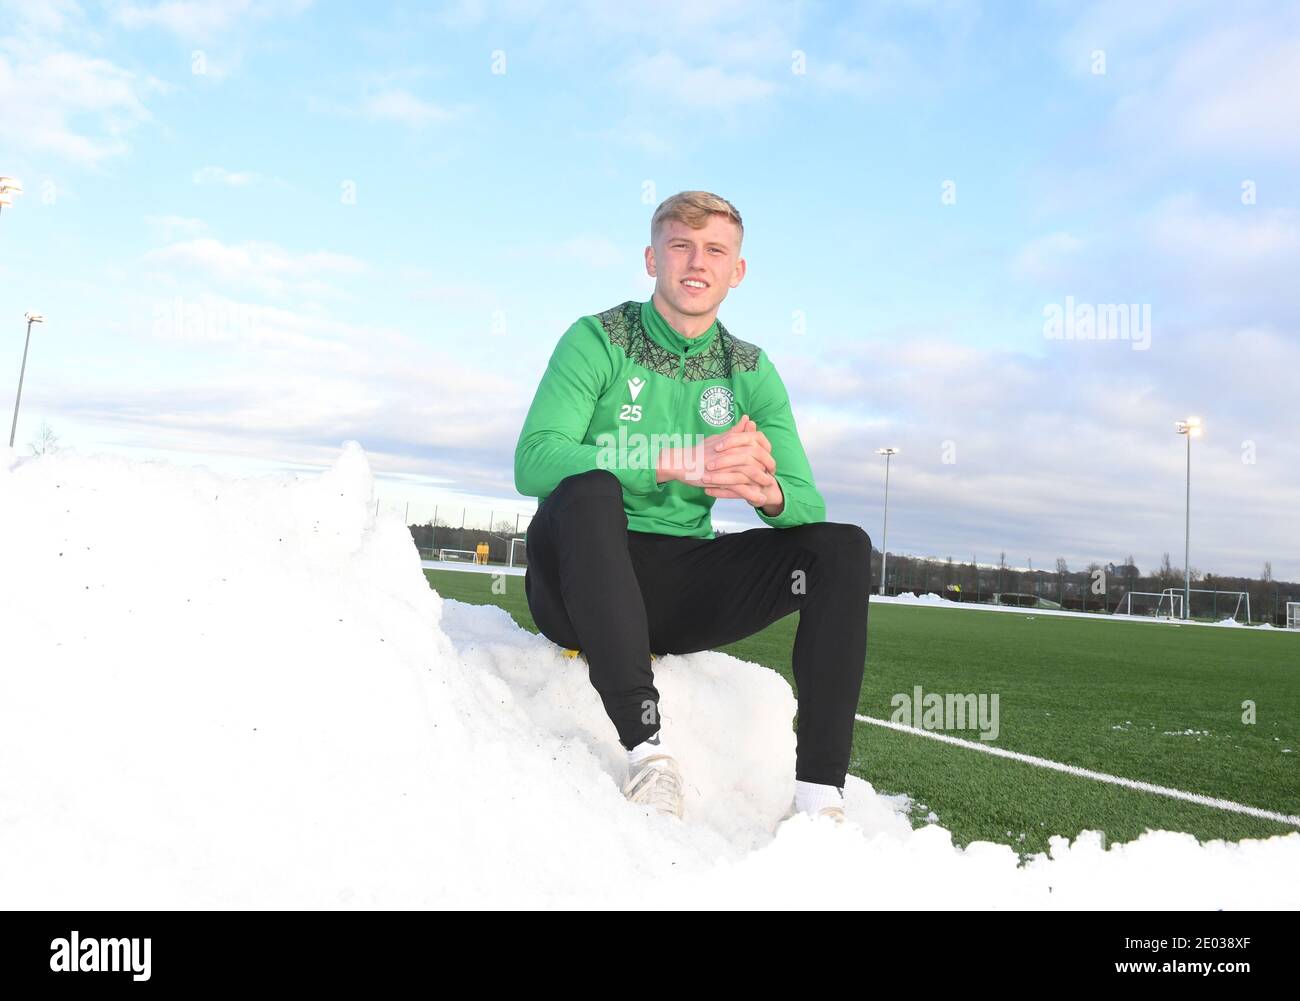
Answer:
[804,44,916,99]
[577,119,675,156]
[1061,4,1300,160]
[111,0,314,41]
[762,318,1300,578]
[1117,27,1300,159]
[51,291,524,488]
[2,0,85,36]
[145,215,209,240]
[620,51,777,109]
[1140,195,1300,317]
[1012,231,1085,282]
[0,47,159,165]
[1056,0,1188,78]
[361,90,459,128]
[1148,196,1300,264]
[192,166,263,186]
[142,237,367,299]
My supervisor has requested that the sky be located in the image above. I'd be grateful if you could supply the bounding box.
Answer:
[2,0,1298,579]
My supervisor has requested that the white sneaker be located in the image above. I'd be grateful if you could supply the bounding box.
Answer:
[622,755,684,819]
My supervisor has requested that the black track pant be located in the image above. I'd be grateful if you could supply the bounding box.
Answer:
[523,468,872,787]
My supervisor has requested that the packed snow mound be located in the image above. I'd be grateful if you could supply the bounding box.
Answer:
[2,443,1298,908]
[883,591,948,605]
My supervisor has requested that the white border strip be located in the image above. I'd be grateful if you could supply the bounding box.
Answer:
[871,593,1300,633]
[855,714,1300,827]
[421,560,525,576]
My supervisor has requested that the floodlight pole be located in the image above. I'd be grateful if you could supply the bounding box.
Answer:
[1183,429,1190,620]
[1174,417,1200,621]
[875,447,899,596]
[9,313,44,449]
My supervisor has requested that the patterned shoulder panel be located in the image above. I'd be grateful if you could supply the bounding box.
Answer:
[594,301,762,382]
[688,321,761,381]
[596,301,679,378]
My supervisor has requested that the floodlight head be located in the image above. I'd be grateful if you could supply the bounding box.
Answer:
[0,177,21,193]
[1175,416,1203,437]
[875,447,900,456]
[25,312,45,324]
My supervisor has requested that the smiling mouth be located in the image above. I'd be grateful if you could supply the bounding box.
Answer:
[681,278,709,292]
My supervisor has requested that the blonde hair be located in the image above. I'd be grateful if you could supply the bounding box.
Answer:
[651,190,744,250]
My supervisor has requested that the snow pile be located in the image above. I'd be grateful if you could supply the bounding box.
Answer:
[2,443,1298,908]
[881,591,948,606]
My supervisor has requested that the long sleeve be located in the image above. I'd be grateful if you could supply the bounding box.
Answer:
[514,318,664,499]
[746,352,826,529]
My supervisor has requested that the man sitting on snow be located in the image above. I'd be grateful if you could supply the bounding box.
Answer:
[514,190,872,824]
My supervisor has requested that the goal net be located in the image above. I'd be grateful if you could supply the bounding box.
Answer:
[508,537,527,568]
[1162,587,1250,624]
[437,548,477,563]
[1288,602,1300,630]
[1116,591,1183,620]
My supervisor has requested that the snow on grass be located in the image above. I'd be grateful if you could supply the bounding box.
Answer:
[875,593,1288,632]
[2,443,1297,908]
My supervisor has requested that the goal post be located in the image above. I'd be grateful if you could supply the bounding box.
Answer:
[508,537,527,568]
[1287,602,1300,630]
[437,548,477,563]
[1162,587,1251,624]
[1115,591,1183,620]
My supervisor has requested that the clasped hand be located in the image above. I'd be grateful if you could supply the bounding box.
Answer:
[657,413,783,511]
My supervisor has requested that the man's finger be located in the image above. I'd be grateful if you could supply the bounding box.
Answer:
[706,482,765,504]
[708,446,775,475]
[716,429,772,456]
[702,467,774,488]
[738,417,771,453]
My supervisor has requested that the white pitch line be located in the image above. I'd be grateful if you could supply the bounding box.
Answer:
[855,714,1300,827]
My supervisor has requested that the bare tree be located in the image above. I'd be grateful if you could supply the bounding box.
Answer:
[1154,552,1177,589]
[28,421,60,456]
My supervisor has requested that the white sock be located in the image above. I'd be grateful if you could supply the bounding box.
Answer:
[794,780,844,815]
[628,732,670,769]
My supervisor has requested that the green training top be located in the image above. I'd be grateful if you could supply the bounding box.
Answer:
[514,297,826,539]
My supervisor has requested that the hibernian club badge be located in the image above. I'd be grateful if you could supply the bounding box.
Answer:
[699,385,735,427]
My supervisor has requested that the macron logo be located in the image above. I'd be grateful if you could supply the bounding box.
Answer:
[627,376,645,402]
[50,931,151,982]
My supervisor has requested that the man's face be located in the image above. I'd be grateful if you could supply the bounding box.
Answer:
[645,215,746,318]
